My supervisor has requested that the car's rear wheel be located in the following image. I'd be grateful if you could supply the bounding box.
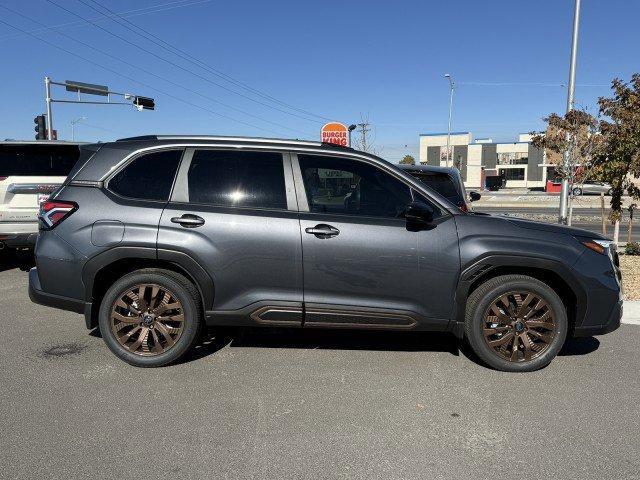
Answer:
[464,274,567,372]
[572,187,582,196]
[607,188,613,196]
[99,269,203,367]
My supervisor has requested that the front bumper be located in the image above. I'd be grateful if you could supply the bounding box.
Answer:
[573,299,623,337]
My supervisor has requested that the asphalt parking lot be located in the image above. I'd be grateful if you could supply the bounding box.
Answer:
[1,261,639,480]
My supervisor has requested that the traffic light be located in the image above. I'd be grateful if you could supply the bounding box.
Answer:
[34,115,46,140]
[133,96,155,111]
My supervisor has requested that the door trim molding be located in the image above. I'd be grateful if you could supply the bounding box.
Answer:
[304,306,418,330]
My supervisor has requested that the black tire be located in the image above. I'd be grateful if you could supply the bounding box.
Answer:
[99,268,203,367]
[464,274,567,372]
[572,187,582,196]
[607,188,613,196]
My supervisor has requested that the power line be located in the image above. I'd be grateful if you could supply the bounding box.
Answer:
[1,5,313,136]
[44,0,321,125]
[76,122,128,136]
[80,0,333,123]
[0,0,212,42]
[0,17,289,136]
[458,81,609,87]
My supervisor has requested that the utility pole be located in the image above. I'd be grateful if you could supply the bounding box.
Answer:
[444,73,455,168]
[559,0,581,224]
[357,122,371,152]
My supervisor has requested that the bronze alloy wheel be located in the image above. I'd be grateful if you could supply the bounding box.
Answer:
[482,291,557,363]
[110,283,185,356]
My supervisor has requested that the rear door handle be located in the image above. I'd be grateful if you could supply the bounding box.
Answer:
[305,224,340,238]
[170,214,205,228]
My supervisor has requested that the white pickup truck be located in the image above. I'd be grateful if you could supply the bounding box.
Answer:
[0,141,80,252]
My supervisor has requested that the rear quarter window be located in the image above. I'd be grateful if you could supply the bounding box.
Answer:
[108,149,183,201]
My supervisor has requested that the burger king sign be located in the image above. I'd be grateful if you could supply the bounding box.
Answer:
[321,122,349,147]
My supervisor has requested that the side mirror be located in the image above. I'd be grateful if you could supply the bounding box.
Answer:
[405,201,435,231]
[469,191,481,202]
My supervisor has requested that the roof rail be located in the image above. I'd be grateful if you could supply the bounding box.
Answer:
[113,135,360,153]
[116,135,158,142]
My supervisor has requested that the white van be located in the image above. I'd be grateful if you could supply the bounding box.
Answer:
[0,141,80,251]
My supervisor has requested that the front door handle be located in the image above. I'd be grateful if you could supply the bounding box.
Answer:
[305,224,340,238]
[170,214,205,228]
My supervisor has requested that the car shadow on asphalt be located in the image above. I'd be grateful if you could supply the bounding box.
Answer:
[559,336,600,356]
[186,328,601,366]
[0,250,34,273]
[88,326,601,367]
[228,328,462,354]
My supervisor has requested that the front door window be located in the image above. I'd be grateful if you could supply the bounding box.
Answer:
[298,154,419,219]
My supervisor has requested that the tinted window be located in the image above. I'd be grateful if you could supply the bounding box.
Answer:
[0,144,79,176]
[187,150,286,209]
[409,172,461,201]
[109,150,182,201]
[298,155,414,219]
[501,168,525,181]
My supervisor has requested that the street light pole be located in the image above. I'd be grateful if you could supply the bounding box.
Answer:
[559,0,581,224]
[71,116,86,141]
[444,74,455,168]
[348,124,357,148]
[44,76,53,140]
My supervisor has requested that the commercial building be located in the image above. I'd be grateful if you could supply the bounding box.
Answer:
[418,132,558,189]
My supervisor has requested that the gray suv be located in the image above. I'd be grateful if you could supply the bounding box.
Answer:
[29,136,622,371]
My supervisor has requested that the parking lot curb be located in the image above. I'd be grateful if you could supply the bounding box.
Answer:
[623,301,640,325]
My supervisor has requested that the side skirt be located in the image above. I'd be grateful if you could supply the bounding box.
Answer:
[206,302,428,330]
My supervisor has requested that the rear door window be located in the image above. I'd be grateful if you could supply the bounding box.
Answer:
[186,150,287,209]
[108,149,183,201]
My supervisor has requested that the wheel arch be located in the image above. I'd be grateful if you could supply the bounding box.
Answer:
[451,255,586,338]
[82,247,214,329]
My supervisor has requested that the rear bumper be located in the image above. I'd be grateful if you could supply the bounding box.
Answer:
[573,300,623,337]
[28,267,90,318]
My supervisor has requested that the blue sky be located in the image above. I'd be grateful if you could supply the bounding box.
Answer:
[0,0,638,161]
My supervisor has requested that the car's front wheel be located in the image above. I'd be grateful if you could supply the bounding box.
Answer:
[572,187,583,196]
[464,274,567,372]
[98,269,203,367]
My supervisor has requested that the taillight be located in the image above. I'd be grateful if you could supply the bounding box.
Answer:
[0,176,7,181]
[39,200,77,229]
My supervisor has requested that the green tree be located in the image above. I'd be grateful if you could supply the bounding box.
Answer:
[531,109,604,224]
[593,74,640,224]
[532,74,640,239]
[399,154,416,165]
